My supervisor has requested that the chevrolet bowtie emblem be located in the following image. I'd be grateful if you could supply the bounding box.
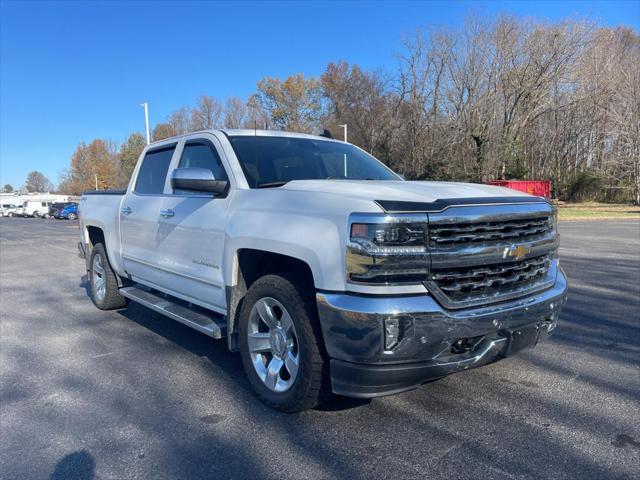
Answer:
[503,244,532,261]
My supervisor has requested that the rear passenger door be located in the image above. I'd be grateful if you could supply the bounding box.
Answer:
[120,143,177,284]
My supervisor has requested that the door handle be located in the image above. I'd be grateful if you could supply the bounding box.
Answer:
[160,209,175,218]
[121,206,132,215]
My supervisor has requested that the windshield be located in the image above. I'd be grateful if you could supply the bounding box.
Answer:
[228,135,400,188]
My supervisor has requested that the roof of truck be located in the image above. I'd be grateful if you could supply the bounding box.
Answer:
[148,128,342,146]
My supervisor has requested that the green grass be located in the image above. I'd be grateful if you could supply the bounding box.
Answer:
[557,202,640,221]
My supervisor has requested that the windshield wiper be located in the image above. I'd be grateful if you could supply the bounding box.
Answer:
[256,181,288,188]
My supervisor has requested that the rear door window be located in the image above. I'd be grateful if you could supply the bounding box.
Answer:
[134,146,176,194]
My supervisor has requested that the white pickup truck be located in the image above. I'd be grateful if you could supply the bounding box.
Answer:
[79,129,568,412]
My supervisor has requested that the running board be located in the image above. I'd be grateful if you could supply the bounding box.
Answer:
[119,286,226,339]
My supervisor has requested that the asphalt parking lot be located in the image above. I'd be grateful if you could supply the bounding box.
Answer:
[1,217,639,480]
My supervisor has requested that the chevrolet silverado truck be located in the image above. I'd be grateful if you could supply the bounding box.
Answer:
[78,129,568,412]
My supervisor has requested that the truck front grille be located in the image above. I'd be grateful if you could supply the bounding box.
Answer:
[430,254,552,304]
[429,216,552,247]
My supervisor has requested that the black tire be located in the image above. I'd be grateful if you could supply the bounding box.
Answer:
[67,212,77,220]
[239,273,332,412]
[89,243,127,310]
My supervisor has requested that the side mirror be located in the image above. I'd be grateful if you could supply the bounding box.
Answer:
[171,167,228,195]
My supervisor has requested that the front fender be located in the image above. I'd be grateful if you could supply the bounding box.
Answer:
[224,212,345,291]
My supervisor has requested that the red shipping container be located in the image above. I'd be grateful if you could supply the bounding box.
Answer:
[487,180,551,198]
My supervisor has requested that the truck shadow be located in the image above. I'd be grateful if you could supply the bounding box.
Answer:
[114,301,370,412]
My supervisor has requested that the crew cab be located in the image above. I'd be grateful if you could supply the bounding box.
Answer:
[78,129,568,412]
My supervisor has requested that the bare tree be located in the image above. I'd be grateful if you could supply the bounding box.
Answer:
[190,95,223,130]
[321,62,398,163]
[168,106,191,135]
[223,97,248,129]
[25,171,53,193]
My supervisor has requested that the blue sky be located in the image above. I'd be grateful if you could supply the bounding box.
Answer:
[1,0,638,189]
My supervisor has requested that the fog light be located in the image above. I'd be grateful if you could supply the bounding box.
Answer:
[384,318,400,351]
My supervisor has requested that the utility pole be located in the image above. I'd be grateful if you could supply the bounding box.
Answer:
[141,102,150,145]
[94,173,98,190]
[337,123,347,143]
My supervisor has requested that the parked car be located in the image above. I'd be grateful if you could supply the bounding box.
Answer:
[53,202,78,220]
[48,202,71,218]
[79,129,568,412]
[1,203,20,217]
[18,200,51,217]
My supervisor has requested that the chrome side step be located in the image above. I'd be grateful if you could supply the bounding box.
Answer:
[119,286,226,339]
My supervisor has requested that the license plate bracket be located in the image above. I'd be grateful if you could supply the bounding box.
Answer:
[501,322,541,357]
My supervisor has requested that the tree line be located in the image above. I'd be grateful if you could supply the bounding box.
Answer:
[3,171,53,194]
[57,16,639,203]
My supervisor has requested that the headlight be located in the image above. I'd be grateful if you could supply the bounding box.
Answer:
[346,215,429,285]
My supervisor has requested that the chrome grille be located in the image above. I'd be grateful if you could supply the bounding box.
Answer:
[429,254,552,304]
[429,216,552,247]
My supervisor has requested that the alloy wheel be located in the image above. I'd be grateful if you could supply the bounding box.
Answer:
[247,297,300,392]
[92,253,106,302]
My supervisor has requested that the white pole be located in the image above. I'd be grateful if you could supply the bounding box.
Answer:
[141,102,150,145]
[94,173,98,190]
[337,124,348,177]
[338,123,347,143]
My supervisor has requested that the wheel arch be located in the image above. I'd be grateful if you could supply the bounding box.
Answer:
[226,248,316,352]
[82,223,126,282]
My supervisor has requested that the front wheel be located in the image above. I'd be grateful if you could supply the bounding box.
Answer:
[239,274,332,412]
[89,243,127,310]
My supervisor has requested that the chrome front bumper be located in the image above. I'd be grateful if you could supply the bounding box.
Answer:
[316,267,568,397]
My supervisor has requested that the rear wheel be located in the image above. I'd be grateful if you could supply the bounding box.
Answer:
[239,273,332,412]
[67,212,77,220]
[89,243,127,310]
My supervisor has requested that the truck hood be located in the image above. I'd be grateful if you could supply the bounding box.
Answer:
[281,180,529,204]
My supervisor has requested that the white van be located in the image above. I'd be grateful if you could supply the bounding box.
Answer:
[19,200,51,217]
